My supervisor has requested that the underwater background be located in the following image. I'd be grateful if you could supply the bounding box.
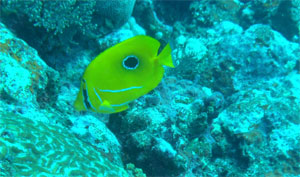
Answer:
[0,0,299,176]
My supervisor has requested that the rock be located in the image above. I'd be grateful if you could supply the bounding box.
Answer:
[218,24,300,90]
[94,0,136,29]
[211,72,300,175]
[184,38,207,61]
[69,114,123,166]
[97,17,146,51]
[0,22,59,108]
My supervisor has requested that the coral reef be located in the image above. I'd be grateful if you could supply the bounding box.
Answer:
[0,112,129,176]
[0,0,299,176]
[108,78,225,176]
[0,24,130,175]
[133,0,173,43]
[97,17,146,51]
[211,74,300,176]
[68,114,124,167]
[216,23,299,90]
[0,0,135,36]
[171,21,299,96]
[94,0,136,31]
[0,22,59,108]
[165,0,299,41]
[105,6,299,176]
[0,0,136,67]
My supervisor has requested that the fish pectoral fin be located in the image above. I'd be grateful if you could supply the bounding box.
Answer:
[99,100,115,113]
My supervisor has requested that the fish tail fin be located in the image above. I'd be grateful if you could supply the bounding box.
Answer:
[157,43,175,68]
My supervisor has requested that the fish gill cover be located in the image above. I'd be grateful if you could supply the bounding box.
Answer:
[0,0,299,176]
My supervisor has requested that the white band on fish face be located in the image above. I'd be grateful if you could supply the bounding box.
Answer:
[122,55,139,70]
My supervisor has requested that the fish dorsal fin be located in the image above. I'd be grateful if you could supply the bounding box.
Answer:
[99,100,115,113]
[157,43,174,68]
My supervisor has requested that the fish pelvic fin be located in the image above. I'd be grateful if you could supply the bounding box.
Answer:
[157,43,174,68]
[99,100,115,113]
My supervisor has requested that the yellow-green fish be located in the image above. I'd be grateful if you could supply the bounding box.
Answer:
[74,35,174,114]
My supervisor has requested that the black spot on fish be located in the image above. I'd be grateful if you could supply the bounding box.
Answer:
[123,55,139,70]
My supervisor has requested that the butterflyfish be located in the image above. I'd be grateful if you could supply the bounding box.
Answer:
[74,35,174,114]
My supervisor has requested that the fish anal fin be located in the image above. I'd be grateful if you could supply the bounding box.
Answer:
[114,104,129,113]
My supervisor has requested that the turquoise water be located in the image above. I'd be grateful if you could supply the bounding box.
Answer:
[0,0,299,176]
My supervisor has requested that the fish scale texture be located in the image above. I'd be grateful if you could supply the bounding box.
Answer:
[0,112,129,176]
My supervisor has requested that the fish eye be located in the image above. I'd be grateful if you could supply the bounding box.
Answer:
[122,55,139,70]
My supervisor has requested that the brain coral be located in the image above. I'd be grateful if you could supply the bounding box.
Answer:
[0,113,129,176]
